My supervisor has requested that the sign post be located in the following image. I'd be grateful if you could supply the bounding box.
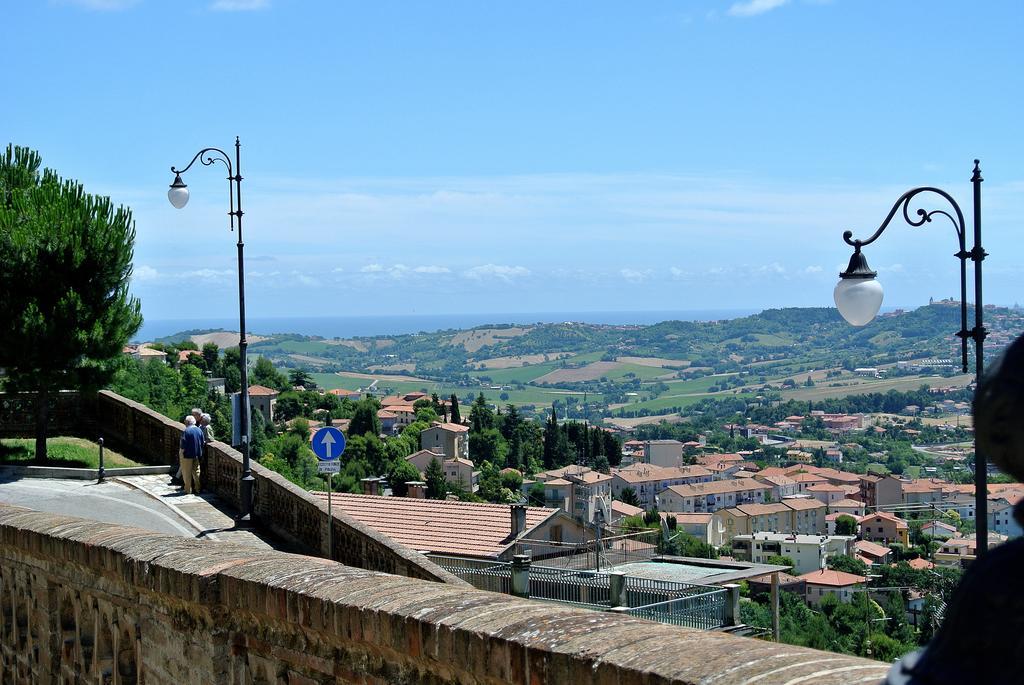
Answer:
[311,426,346,558]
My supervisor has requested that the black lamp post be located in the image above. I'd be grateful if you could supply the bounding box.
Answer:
[834,160,987,556]
[168,137,255,522]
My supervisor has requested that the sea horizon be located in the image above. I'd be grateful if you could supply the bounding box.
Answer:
[133,308,766,343]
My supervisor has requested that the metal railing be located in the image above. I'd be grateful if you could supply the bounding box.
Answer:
[427,554,732,630]
[527,566,612,608]
[427,555,513,594]
[624,589,729,630]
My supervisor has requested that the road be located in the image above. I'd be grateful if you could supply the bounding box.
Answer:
[0,476,197,536]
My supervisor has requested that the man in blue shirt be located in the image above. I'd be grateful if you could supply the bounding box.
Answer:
[179,415,204,495]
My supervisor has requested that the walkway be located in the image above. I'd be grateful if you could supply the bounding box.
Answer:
[0,471,279,551]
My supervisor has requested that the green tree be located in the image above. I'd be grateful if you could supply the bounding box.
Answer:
[619,487,641,507]
[288,367,313,388]
[767,555,796,569]
[348,398,382,437]
[0,144,143,461]
[527,482,546,506]
[449,394,461,424]
[251,356,288,391]
[201,342,219,371]
[827,554,869,577]
[425,457,447,499]
[387,459,422,497]
[835,514,858,536]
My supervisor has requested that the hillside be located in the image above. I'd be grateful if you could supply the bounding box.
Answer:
[174,303,1024,425]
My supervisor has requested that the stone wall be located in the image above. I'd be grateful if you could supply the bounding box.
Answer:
[0,391,84,439]
[90,391,461,584]
[0,503,891,685]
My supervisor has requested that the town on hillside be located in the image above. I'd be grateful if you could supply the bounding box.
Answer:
[104,338,1024,661]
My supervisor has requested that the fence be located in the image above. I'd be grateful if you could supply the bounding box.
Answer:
[513,528,661,570]
[623,590,729,630]
[428,553,735,630]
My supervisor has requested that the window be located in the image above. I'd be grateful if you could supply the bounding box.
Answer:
[550,525,563,542]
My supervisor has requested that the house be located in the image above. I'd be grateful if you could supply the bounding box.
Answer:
[247,384,279,423]
[419,422,470,459]
[920,520,958,540]
[732,533,854,574]
[124,344,167,364]
[853,539,891,566]
[658,480,773,514]
[806,483,846,506]
[754,474,800,500]
[718,499,827,541]
[874,475,905,508]
[377,410,399,435]
[660,512,726,547]
[443,457,478,493]
[532,466,612,523]
[988,496,1024,537]
[858,511,910,546]
[932,534,1008,567]
[206,377,226,395]
[828,499,866,517]
[308,494,587,560]
[609,500,644,525]
[800,569,866,605]
[643,439,685,467]
[381,405,417,432]
[610,464,712,509]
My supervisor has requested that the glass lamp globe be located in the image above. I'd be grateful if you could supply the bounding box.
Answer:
[834,277,884,327]
[168,175,189,209]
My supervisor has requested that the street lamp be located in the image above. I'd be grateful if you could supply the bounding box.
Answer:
[168,137,255,523]
[834,160,987,555]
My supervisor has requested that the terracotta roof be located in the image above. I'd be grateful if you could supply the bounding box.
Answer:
[755,474,797,487]
[906,558,935,570]
[660,512,714,524]
[308,493,558,558]
[791,473,828,483]
[569,470,612,484]
[731,503,790,516]
[664,480,771,497]
[781,498,826,511]
[247,384,279,396]
[428,422,469,433]
[612,464,711,484]
[830,499,865,509]
[854,539,890,558]
[377,410,397,419]
[859,511,909,528]
[807,483,844,492]
[798,569,866,587]
[611,500,644,518]
[748,572,805,586]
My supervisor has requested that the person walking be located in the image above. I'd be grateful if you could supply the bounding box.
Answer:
[179,415,204,495]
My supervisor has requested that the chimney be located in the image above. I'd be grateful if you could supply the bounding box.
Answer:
[406,481,426,499]
[361,477,380,496]
[511,504,528,537]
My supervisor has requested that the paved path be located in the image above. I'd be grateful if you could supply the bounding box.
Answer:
[0,473,276,551]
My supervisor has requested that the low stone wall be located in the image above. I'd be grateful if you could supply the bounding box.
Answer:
[0,391,84,439]
[0,503,891,685]
[92,391,460,584]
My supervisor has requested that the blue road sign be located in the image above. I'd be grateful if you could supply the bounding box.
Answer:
[311,426,346,461]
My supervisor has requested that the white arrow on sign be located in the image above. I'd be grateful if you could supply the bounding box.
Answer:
[321,430,336,460]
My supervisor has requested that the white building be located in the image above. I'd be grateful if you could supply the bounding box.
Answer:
[731,532,855,574]
[643,439,685,467]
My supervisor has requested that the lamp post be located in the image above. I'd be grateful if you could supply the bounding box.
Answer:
[168,137,255,523]
[834,160,986,556]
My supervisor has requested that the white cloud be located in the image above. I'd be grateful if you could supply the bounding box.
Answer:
[210,0,268,10]
[414,265,451,274]
[360,264,384,273]
[620,268,652,284]
[133,265,159,282]
[757,262,787,275]
[331,267,345,273]
[728,0,789,17]
[463,264,530,283]
[803,265,824,274]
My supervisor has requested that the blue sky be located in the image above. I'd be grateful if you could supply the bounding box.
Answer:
[3,0,1023,322]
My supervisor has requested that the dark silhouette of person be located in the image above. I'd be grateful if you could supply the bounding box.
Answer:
[886,335,1024,684]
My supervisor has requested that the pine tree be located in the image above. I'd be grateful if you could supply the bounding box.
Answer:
[449,394,461,424]
[0,145,143,462]
[425,457,447,499]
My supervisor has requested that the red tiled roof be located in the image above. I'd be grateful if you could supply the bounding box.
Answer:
[906,558,935,570]
[308,493,558,558]
[247,384,279,396]
[798,569,866,587]
[854,539,890,558]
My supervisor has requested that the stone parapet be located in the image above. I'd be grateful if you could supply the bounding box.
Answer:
[0,503,890,684]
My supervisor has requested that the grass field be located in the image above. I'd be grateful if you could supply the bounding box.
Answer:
[309,373,603,408]
[780,373,974,402]
[0,437,139,468]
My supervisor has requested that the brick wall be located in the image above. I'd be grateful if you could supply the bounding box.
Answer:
[0,503,891,685]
